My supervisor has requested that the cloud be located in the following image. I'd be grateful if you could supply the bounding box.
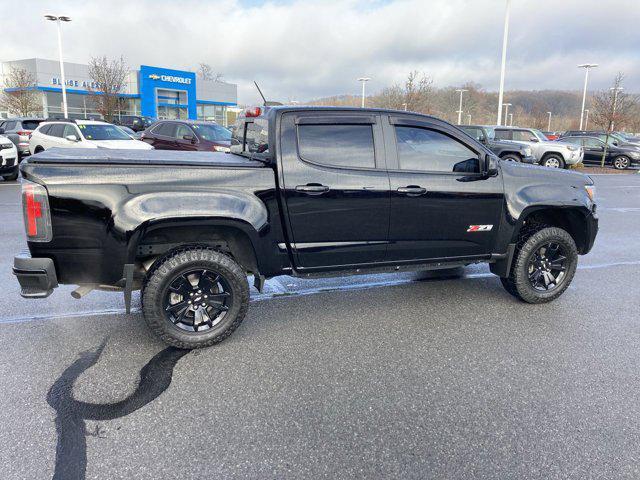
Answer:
[1,0,638,103]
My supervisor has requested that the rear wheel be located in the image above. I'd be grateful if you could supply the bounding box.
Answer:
[612,156,630,170]
[501,153,521,162]
[502,227,578,303]
[541,154,565,169]
[142,247,250,349]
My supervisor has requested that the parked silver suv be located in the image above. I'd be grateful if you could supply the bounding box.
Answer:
[492,126,583,169]
[0,117,44,160]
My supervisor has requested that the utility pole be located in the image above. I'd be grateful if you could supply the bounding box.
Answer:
[547,111,552,131]
[467,114,472,125]
[455,88,468,125]
[497,0,511,126]
[357,77,370,108]
[503,103,512,126]
[584,109,590,130]
[45,14,72,118]
[578,64,598,130]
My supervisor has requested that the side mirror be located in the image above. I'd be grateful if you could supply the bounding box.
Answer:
[612,141,619,146]
[65,134,79,142]
[485,155,499,176]
[182,134,196,143]
[479,136,487,144]
[529,137,539,142]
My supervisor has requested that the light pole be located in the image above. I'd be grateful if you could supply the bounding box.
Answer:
[467,114,472,125]
[45,15,72,118]
[584,109,590,130]
[610,86,624,131]
[357,77,370,108]
[509,112,513,126]
[546,111,552,131]
[497,0,511,126]
[578,63,598,130]
[503,103,512,126]
[455,88,468,125]
[402,102,407,111]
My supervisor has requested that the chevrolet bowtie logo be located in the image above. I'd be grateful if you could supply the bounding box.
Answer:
[148,74,160,80]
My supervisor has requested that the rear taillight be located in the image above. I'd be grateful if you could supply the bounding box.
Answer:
[245,107,261,117]
[17,130,32,136]
[22,180,52,242]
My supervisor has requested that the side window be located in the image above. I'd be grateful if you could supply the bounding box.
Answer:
[462,127,483,142]
[494,129,511,140]
[583,138,603,148]
[297,124,375,169]
[63,124,79,138]
[175,124,193,140]
[5,121,16,131]
[48,124,65,138]
[512,130,533,141]
[395,126,479,173]
[39,124,51,135]
[561,137,582,146]
[159,122,177,137]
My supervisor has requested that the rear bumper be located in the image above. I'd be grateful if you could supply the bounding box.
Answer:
[13,252,58,298]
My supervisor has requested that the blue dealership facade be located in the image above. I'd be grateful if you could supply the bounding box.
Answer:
[0,58,237,125]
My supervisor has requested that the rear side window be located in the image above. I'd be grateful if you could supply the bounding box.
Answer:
[153,122,177,137]
[297,124,375,169]
[22,120,42,130]
[48,124,65,138]
[39,124,52,135]
[4,121,16,131]
[494,129,511,140]
[395,126,479,173]
[512,130,533,141]
[461,127,484,141]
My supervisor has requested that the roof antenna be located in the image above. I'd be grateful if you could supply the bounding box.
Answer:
[254,81,267,106]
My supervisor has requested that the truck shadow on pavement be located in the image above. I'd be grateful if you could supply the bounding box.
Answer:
[46,340,190,480]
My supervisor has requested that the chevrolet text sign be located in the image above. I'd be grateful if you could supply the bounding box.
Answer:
[148,73,192,85]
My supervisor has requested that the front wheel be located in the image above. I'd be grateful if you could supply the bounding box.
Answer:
[502,227,578,303]
[2,171,18,181]
[613,156,630,170]
[541,155,565,169]
[501,154,521,162]
[142,248,250,349]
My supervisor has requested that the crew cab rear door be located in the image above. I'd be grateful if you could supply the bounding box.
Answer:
[278,111,390,269]
[383,115,504,262]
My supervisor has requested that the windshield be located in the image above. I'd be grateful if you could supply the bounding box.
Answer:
[191,123,231,142]
[78,124,132,140]
[483,126,496,140]
[141,116,153,127]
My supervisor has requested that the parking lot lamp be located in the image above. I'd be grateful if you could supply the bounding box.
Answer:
[45,14,71,118]
[547,111,552,131]
[503,103,512,126]
[402,102,408,111]
[455,89,468,125]
[578,63,598,130]
[497,0,511,126]
[509,113,513,126]
[467,114,472,125]
[357,77,370,108]
[584,109,590,130]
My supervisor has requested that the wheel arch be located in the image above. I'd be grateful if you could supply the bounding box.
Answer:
[513,206,592,254]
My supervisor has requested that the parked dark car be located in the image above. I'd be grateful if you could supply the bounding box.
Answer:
[560,131,640,150]
[141,120,232,152]
[460,125,536,163]
[114,115,153,132]
[561,135,640,169]
[0,117,44,159]
[14,106,598,349]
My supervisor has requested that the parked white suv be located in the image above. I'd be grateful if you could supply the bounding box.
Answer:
[29,119,154,154]
[493,126,583,169]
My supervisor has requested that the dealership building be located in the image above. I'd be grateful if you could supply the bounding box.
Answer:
[0,58,237,125]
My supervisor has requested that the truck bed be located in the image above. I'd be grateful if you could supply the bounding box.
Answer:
[26,148,267,168]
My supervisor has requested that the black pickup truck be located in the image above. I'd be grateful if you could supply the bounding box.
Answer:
[14,106,598,348]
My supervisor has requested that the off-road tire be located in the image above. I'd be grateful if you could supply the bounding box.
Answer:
[503,226,578,303]
[612,156,630,170]
[2,172,18,181]
[501,153,521,162]
[142,247,249,349]
[541,154,565,169]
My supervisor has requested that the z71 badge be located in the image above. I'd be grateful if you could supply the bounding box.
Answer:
[467,225,493,232]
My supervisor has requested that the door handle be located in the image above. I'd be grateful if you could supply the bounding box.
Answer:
[295,184,330,195]
[397,186,427,196]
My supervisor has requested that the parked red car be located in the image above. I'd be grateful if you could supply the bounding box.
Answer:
[141,120,231,151]
[542,131,560,141]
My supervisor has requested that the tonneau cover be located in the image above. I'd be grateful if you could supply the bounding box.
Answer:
[26,148,266,168]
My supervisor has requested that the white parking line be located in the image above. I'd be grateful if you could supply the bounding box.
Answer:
[2,259,639,325]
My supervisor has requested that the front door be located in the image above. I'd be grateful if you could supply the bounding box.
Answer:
[279,112,390,269]
[581,137,607,165]
[383,116,504,262]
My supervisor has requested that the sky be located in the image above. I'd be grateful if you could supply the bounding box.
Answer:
[0,0,638,104]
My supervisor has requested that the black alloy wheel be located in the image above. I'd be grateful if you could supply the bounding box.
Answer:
[613,156,630,170]
[163,269,232,332]
[526,242,567,292]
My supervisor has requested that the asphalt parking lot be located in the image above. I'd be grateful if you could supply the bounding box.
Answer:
[1,172,640,479]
